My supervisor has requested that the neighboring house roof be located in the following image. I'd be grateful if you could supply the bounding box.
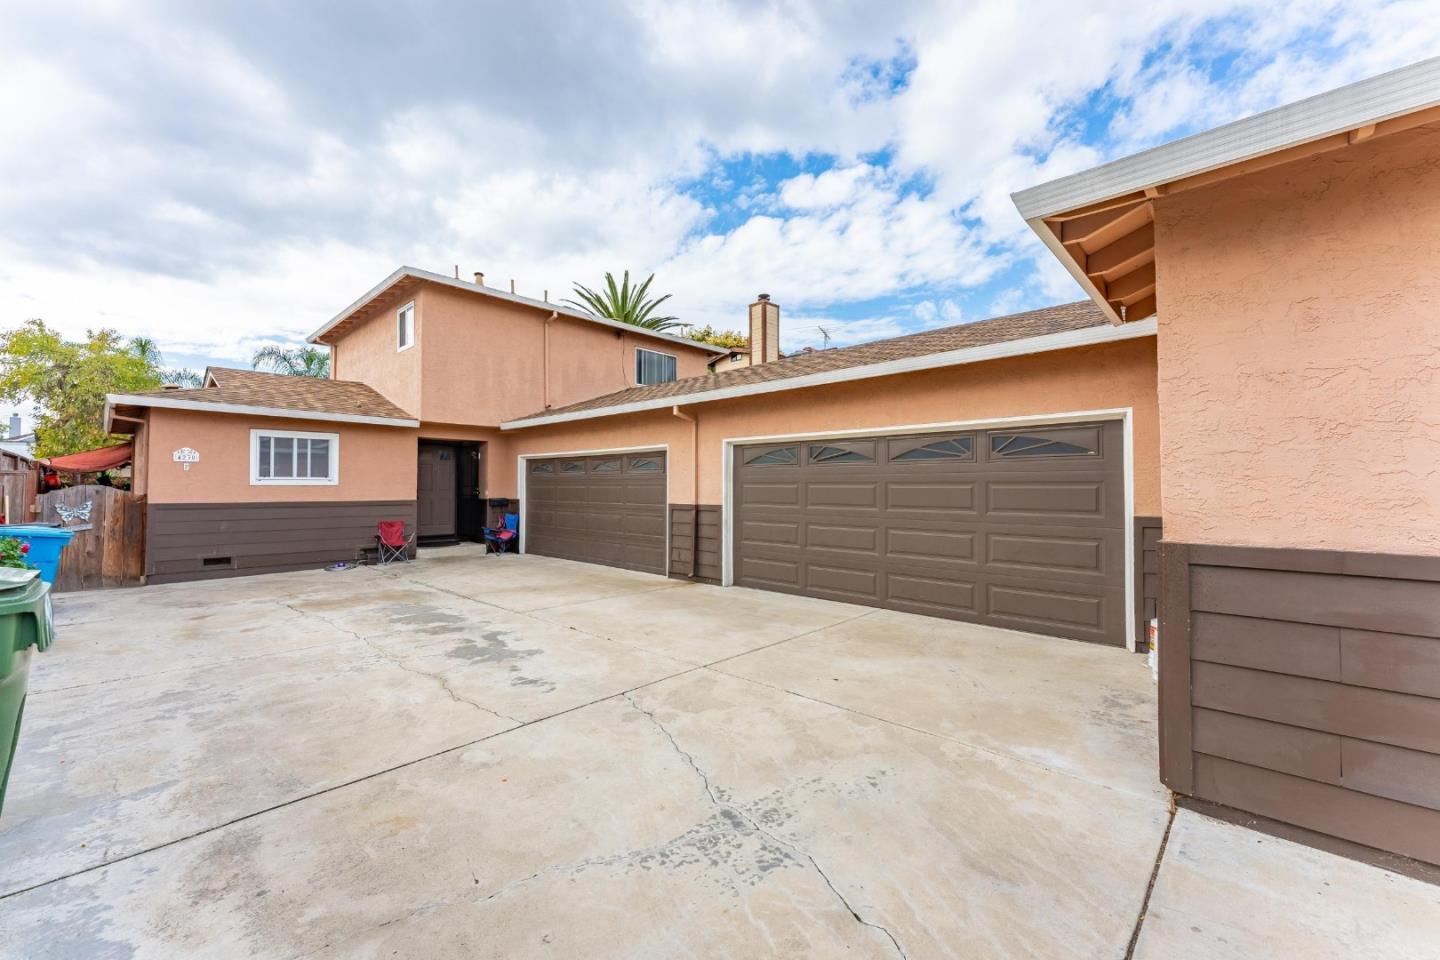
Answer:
[503,301,1155,429]
[105,367,419,429]
[1011,56,1440,324]
[305,266,729,355]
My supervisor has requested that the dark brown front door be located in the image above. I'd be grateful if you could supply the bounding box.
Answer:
[734,421,1126,645]
[525,451,666,574]
[417,443,458,539]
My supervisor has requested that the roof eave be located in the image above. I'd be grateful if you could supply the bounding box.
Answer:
[500,316,1156,430]
[306,266,728,354]
[104,393,419,428]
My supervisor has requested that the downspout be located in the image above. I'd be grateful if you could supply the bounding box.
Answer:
[671,405,699,578]
[543,311,557,408]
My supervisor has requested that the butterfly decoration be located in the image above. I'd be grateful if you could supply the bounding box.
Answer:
[55,501,93,525]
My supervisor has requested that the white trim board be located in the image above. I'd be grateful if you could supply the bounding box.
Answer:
[514,444,671,568]
[105,394,419,428]
[307,266,727,355]
[502,318,1157,430]
[719,407,1139,651]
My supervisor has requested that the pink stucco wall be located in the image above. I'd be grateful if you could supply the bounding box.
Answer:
[1154,121,1440,554]
[329,289,422,416]
[142,409,417,504]
[416,286,713,425]
[498,337,1162,511]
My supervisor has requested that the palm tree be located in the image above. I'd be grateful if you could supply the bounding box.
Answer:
[252,345,331,378]
[162,368,204,388]
[128,336,162,365]
[564,271,681,331]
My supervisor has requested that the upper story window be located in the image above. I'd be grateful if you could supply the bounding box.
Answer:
[251,429,339,485]
[635,347,677,385]
[397,301,415,352]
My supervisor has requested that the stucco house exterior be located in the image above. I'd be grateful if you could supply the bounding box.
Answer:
[106,58,1440,866]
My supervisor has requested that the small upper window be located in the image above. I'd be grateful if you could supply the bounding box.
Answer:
[745,445,798,466]
[990,432,1097,457]
[251,429,338,485]
[591,458,621,473]
[809,444,874,464]
[397,301,415,352]
[559,460,585,474]
[892,436,974,461]
[636,348,677,385]
[530,461,554,475]
[628,456,662,472]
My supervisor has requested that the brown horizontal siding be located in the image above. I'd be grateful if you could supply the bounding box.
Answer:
[669,505,722,583]
[1160,540,1440,866]
[1134,516,1161,647]
[147,500,416,584]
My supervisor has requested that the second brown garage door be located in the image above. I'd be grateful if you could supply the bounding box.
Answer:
[525,451,667,575]
[733,421,1126,645]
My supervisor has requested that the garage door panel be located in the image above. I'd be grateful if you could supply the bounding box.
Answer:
[742,482,800,506]
[740,518,800,546]
[807,524,879,552]
[525,451,666,575]
[806,482,879,509]
[887,527,976,562]
[807,564,879,600]
[735,419,1126,645]
[740,555,801,587]
[886,482,976,513]
[886,573,977,615]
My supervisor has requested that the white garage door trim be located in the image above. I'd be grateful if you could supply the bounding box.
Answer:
[720,408,1137,650]
[516,443,672,570]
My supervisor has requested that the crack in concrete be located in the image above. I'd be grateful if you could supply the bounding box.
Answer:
[623,692,909,960]
[278,601,523,726]
[1124,804,1177,959]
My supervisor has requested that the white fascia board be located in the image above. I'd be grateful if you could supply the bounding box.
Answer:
[500,317,1157,430]
[1012,56,1440,220]
[306,266,728,355]
[104,394,420,428]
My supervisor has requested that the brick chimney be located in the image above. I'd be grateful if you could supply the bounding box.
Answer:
[748,293,780,365]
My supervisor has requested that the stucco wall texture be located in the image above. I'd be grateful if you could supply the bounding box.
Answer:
[143,409,417,504]
[498,337,1162,512]
[1154,121,1440,554]
[330,291,423,416]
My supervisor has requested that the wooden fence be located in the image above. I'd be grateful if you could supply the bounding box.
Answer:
[34,485,146,592]
[0,449,39,525]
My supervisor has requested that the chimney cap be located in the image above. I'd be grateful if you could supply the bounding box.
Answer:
[161,383,182,391]
[473,271,485,286]
[756,293,770,302]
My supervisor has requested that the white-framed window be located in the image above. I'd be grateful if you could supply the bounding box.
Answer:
[250,429,339,485]
[635,347,677,385]
[397,301,416,352]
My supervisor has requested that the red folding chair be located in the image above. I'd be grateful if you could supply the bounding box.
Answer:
[375,520,414,565]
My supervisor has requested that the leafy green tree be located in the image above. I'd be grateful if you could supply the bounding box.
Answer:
[252,345,331,378]
[0,320,163,456]
[685,324,748,349]
[564,271,681,331]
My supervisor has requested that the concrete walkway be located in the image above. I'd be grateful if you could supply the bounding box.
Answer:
[1,547,1434,958]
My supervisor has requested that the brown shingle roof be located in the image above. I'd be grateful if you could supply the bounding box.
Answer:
[508,300,1109,423]
[122,367,415,421]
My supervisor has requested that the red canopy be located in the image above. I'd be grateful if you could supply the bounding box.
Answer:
[41,443,133,474]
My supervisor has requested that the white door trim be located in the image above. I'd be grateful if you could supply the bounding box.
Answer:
[515,444,671,571]
[720,407,1138,649]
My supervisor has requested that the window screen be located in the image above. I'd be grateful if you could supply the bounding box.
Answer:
[635,348,677,385]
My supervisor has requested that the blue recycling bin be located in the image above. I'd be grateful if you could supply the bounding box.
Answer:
[1,526,77,585]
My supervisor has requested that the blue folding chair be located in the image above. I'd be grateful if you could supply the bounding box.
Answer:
[483,513,519,555]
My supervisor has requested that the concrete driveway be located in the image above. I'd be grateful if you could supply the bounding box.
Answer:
[1,546,1435,958]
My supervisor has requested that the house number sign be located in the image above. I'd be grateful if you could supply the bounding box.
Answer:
[173,447,201,471]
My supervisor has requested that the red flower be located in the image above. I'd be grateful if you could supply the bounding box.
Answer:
[19,543,29,554]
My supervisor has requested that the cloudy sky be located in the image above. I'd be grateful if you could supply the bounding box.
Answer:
[3,1,1437,372]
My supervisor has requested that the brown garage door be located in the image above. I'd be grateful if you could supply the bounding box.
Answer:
[525,451,667,575]
[734,422,1126,645]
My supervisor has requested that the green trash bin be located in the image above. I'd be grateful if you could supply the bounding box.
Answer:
[0,569,53,818]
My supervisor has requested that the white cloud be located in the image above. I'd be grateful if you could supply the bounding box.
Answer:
[0,0,1435,368]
